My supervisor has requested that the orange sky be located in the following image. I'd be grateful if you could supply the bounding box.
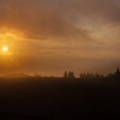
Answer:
[0,0,120,76]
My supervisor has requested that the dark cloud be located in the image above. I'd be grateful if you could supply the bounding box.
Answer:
[68,0,120,23]
[0,0,119,40]
[0,0,91,41]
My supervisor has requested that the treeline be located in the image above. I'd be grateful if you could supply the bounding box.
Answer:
[79,72,104,79]
[1,67,119,79]
[63,71,104,79]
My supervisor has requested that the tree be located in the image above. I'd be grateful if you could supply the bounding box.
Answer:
[63,71,68,78]
[68,71,75,78]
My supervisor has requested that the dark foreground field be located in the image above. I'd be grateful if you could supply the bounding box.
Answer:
[0,77,120,120]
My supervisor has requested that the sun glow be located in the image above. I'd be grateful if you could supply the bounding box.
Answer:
[0,28,24,56]
[0,45,12,56]
[2,46,8,52]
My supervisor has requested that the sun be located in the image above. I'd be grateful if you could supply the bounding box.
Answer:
[0,45,12,56]
[2,45,9,52]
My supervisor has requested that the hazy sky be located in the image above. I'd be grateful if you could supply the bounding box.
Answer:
[0,0,120,76]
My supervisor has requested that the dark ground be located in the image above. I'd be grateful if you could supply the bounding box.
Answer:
[0,77,120,120]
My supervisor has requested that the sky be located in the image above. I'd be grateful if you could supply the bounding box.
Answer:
[0,0,120,77]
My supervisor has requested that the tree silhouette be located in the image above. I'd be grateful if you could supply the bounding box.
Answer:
[63,71,75,78]
[63,71,68,78]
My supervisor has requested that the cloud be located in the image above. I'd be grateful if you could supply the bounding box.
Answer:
[0,0,92,41]
[69,0,120,22]
[0,0,119,41]
[0,0,120,75]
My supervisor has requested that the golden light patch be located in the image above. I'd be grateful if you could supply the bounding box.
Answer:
[0,32,20,40]
[0,28,24,41]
